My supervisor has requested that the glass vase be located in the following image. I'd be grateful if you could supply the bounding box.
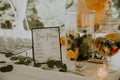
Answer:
[65,0,95,72]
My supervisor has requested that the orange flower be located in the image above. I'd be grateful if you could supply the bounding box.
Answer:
[60,36,65,45]
[67,50,75,60]
[74,48,79,60]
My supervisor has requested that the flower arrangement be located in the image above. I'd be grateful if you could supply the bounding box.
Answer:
[66,30,93,61]
[111,0,120,19]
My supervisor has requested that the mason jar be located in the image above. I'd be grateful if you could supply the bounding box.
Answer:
[65,0,95,72]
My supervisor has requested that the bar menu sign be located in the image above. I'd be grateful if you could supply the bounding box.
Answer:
[32,27,62,63]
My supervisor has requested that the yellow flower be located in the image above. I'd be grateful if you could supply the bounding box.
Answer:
[67,50,75,60]
[105,33,118,41]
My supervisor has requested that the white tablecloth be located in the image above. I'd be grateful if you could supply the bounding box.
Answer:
[0,51,120,80]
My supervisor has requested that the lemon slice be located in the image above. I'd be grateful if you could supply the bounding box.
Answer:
[74,48,79,60]
[67,50,75,60]
[105,33,118,41]
[95,37,104,47]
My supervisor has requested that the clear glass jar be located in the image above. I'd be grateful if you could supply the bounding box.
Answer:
[65,0,95,72]
[95,19,120,73]
[94,0,120,72]
[95,1,120,57]
[77,12,94,34]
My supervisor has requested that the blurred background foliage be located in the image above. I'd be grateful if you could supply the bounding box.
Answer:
[0,0,119,29]
[24,0,44,30]
[0,0,15,29]
[111,0,120,19]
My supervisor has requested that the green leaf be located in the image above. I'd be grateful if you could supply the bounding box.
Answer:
[66,0,74,9]
[34,63,41,67]
[79,45,89,54]
[10,57,19,61]
[15,58,26,64]
[11,56,33,65]
[5,53,13,57]
[17,55,24,58]
[55,60,63,68]
[0,65,13,72]
[0,61,6,63]
[26,58,33,63]
[0,66,7,72]
[6,65,13,72]
[47,60,55,68]
[24,57,33,65]
[15,61,24,64]
[59,64,67,72]
[18,57,26,62]
[24,62,30,65]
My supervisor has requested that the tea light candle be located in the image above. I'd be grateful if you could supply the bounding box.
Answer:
[97,64,108,80]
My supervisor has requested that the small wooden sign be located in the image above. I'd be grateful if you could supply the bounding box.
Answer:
[32,27,62,63]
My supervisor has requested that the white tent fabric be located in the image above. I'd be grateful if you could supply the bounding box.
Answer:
[0,0,32,54]
[35,0,66,27]
[0,0,31,38]
[11,0,30,39]
[11,0,27,30]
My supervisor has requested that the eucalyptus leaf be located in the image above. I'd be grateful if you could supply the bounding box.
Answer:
[24,62,30,65]
[79,45,89,54]
[47,60,55,68]
[0,66,7,72]
[6,65,13,72]
[55,60,63,68]
[59,64,67,72]
[5,53,13,57]
[26,58,33,63]
[18,57,26,61]
[34,63,41,67]
[0,65,13,72]
[15,60,25,64]
[0,61,6,63]
[10,57,19,61]
[66,0,74,9]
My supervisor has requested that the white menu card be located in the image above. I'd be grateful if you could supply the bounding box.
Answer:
[32,27,62,63]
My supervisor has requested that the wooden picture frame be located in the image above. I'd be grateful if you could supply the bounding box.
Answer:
[31,27,62,64]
